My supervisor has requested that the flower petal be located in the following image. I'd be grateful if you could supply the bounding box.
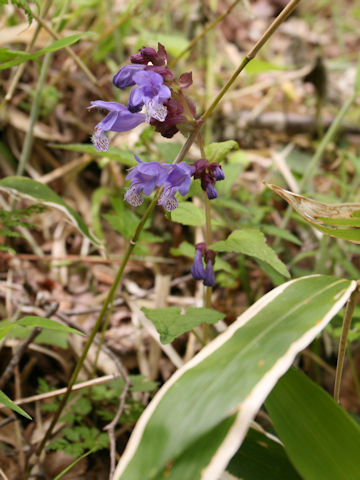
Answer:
[113,64,146,89]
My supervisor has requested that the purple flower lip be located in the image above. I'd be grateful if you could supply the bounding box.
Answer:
[128,70,171,122]
[158,162,194,211]
[89,101,146,152]
[124,155,169,207]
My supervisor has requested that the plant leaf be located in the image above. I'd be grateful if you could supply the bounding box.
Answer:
[171,202,205,226]
[142,307,225,344]
[114,275,356,479]
[17,316,85,336]
[268,183,360,244]
[204,140,239,164]
[0,33,87,71]
[227,427,301,480]
[0,391,31,419]
[0,177,99,245]
[211,228,290,278]
[266,368,360,480]
[50,144,137,167]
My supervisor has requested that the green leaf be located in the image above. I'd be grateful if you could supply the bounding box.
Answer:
[211,228,290,278]
[170,241,194,259]
[245,59,285,75]
[0,391,31,419]
[17,316,85,336]
[0,33,87,70]
[266,368,360,480]
[170,202,205,226]
[261,224,302,246]
[204,140,239,164]
[142,307,225,344]
[268,183,360,244]
[114,275,356,480]
[227,428,301,480]
[0,177,99,245]
[50,144,136,167]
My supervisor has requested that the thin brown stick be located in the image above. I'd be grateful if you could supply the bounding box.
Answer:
[104,377,131,480]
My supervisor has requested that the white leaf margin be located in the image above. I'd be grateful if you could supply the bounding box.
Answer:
[114,275,356,479]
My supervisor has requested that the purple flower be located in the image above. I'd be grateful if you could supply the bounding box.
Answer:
[203,259,215,287]
[205,183,218,200]
[158,162,194,211]
[191,244,206,280]
[128,70,171,122]
[124,155,168,207]
[203,249,216,287]
[89,101,145,152]
[192,159,225,200]
[190,243,216,286]
[211,164,225,181]
[113,64,146,89]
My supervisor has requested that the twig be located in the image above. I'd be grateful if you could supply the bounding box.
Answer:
[104,376,131,480]
[0,374,120,408]
[0,302,59,390]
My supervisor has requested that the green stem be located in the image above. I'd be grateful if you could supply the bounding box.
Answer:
[334,287,359,403]
[34,192,160,459]
[202,0,301,122]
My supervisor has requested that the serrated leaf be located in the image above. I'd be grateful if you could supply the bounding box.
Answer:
[171,202,205,226]
[211,228,290,278]
[204,140,239,164]
[114,275,356,479]
[0,391,31,419]
[50,144,136,167]
[266,368,360,480]
[0,177,99,245]
[268,183,360,244]
[142,307,225,344]
[17,316,85,336]
[0,33,88,70]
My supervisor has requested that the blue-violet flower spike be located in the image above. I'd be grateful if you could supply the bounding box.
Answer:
[89,101,146,152]
[191,249,206,280]
[204,259,215,287]
[113,64,146,89]
[124,155,168,207]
